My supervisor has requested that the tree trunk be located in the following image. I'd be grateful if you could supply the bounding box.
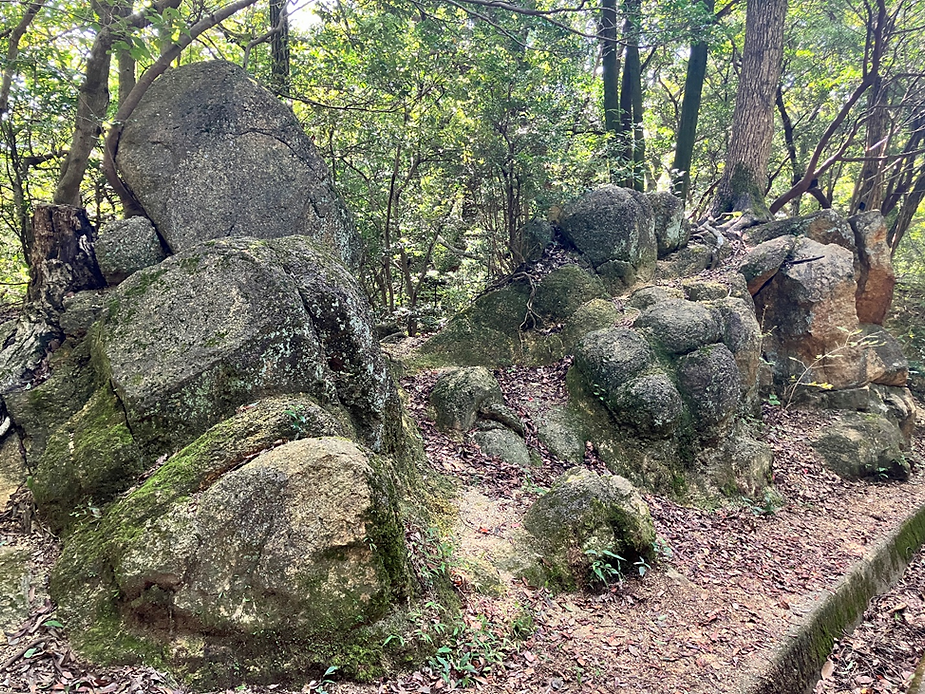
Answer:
[671,0,714,202]
[600,0,620,134]
[617,0,644,190]
[852,76,891,213]
[269,0,290,94]
[26,205,105,312]
[709,0,788,220]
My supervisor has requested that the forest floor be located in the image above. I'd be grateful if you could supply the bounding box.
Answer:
[3,361,925,694]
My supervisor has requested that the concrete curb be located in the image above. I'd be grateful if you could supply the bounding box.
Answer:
[740,498,925,694]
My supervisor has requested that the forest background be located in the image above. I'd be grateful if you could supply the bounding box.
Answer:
[0,0,923,336]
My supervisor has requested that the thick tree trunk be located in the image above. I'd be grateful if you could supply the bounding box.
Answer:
[26,205,105,312]
[852,76,891,213]
[617,0,644,190]
[671,0,714,202]
[709,0,788,220]
[269,0,290,93]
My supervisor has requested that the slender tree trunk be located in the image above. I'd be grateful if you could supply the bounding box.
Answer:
[269,0,290,94]
[888,166,925,253]
[600,0,620,134]
[671,0,714,202]
[617,0,644,190]
[709,0,788,220]
[852,76,891,213]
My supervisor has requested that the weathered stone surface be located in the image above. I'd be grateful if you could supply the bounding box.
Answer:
[754,237,863,389]
[813,414,908,480]
[100,236,394,456]
[676,344,741,430]
[869,384,917,444]
[626,285,684,311]
[418,281,530,366]
[711,297,762,399]
[116,61,358,268]
[739,235,796,295]
[655,243,713,280]
[533,265,607,324]
[0,547,32,639]
[59,290,108,339]
[700,435,773,498]
[595,259,637,294]
[94,217,166,286]
[0,434,25,508]
[682,279,728,302]
[647,191,689,258]
[861,324,909,386]
[523,468,654,590]
[560,185,657,275]
[573,328,652,407]
[561,299,620,348]
[52,431,408,684]
[478,401,524,436]
[430,367,502,433]
[610,373,684,438]
[633,299,723,355]
[849,212,895,325]
[521,218,554,263]
[472,427,532,467]
[535,406,587,466]
[747,209,854,250]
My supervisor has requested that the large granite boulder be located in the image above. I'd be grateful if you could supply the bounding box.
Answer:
[51,404,410,685]
[646,191,689,257]
[94,216,166,285]
[27,236,406,529]
[747,209,855,249]
[115,61,358,268]
[633,299,723,355]
[532,265,608,324]
[812,414,909,480]
[676,344,742,430]
[560,185,657,277]
[429,367,503,433]
[572,328,653,405]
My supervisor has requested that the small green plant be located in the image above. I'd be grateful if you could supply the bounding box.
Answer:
[652,535,674,560]
[286,406,311,439]
[766,392,781,407]
[305,665,339,693]
[585,547,626,587]
[634,556,651,577]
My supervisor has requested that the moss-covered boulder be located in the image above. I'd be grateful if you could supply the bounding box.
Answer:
[532,265,607,324]
[610,373,685,438]
[561,299,621,347]
[573,328,653,404]
[647,191,689,258]
[472,426,532,467]
[51,397,412,686]
[633,299,723,356]
[560,185,657,277]
[522,468,654,590]
[100,236,396,457]
[812,414,909,480]
[676,344,741,431]
[429,367,503,433]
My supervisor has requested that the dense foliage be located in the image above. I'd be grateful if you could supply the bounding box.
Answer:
[0,0,923,324]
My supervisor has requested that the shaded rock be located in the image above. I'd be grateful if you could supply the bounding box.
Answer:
[647,191,689,258]
[682,279,728,302]
[533,265,607,324]
[116,61,358,268]
[739,235,796,295]
[535,406,587,466]
[849,212,895,324]
[626,285,684,311]
[861,324,908,386]
[429,367,502,433]
[418,281,529,367]
[747,209,854,250]
[869,384,916,444]
[94,217,167,286]
[595,259,637,294]
[53,433,408,685]
[521,218,554,263]
[610,372,684,438]
[633,299,723,355]
[0,547,32,638]
[100,236,394,457]
[522,468,654,590]
[754,237,863,389]
[560,185,656,276]
[561,299,620,348]
[711,297,762,399]
[700,436,773,498]
[478,401,525,436]
[572,328,652,409]
[676,344,741,430]
[655,243,714,280]
[0,434,26,508]
[59,290,108,339]
[812,414,908,480]
[4,338,95,461]
[472,427,531,467]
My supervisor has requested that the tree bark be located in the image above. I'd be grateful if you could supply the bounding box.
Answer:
[269,0,290,94]
[709,0,788,220]
[617,0,644,190]
[671,0,714,202]
[600,0,620,134]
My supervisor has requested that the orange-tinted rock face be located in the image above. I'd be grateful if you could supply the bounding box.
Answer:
[850,212,896,325]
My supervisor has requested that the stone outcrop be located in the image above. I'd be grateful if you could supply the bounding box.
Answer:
[849,212,895,324]
[812,414,909,480]
[116,61,359,268]
[94,216,166,285]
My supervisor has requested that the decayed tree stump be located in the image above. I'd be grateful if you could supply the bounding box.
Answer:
[25,204,105,311]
